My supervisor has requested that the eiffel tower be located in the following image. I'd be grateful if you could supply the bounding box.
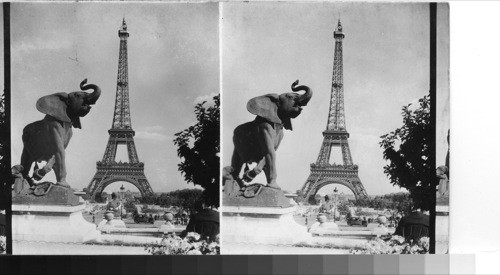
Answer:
[300,20,368,204]
[87,19,154,201]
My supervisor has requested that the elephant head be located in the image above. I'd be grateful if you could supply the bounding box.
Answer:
[35,79,101,129]
[247,80,313,130]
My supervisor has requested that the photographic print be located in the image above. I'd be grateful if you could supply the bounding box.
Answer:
[10,2,220,255]
[221,2,449,254]
[0,4,7,255]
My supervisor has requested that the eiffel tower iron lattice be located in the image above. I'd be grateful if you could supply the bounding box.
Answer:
[300,20,368,204]
[87,19,154,201]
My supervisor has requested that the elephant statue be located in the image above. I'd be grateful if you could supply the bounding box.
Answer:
[19,78,101,188]
[230,80,312,190]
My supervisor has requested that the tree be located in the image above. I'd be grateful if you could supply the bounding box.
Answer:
[380,93,434,211]
[138,193,158,205]
[314,194,323,205]
[337,201,351,215]
[0,94,8,210]
[158,189,203,212]
[174,94,220,208]
[123,200,137,213]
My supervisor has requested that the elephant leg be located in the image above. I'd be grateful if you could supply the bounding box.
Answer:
[230,150,246,188]
[50,126,70,187]
[20,148,35,187]
[243,158,265,182]
[33,156,55,181]
[262,154,280,190]
[231,150,242,179]
[258,124,281,190]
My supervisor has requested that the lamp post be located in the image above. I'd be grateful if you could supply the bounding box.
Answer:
[120,184,125,220]
[333,187,338,222]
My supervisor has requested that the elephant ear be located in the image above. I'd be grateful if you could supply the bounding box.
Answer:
[36,93,71,123]
[247,94,281,124]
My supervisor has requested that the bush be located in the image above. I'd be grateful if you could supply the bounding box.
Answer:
[351,235,429,254]
[0,236,5,254]
[145,232,219,255]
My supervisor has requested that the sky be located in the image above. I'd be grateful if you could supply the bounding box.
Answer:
[7,2,449,197]
[10,3,219,193]
[221,2,449,196]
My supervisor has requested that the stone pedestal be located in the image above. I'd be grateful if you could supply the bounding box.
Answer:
[159,223,176,233]
[371,225,389,236]
[13,203,101,243]
[12,184,101,244]
[436,204,449,254]
[222,205,311,246]
[153,220,166,227]
[97,219,127,231]
[309,221,339,236]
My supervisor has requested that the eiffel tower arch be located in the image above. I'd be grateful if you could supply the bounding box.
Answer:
[302,174,367,205]
[87,19,154,201]
[300,20,368,204]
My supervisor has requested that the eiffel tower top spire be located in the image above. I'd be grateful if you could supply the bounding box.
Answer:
[112,18,132,130]
[326,19,347,132]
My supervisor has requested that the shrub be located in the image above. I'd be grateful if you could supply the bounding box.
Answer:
[145,232,219,255]
[351,235,429,254]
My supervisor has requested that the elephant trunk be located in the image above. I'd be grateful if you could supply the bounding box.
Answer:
[291,80,313,106]
[80,78,101,104]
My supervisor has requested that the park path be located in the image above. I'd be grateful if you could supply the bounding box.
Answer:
[13,241,149,255]
[221,243,349,254]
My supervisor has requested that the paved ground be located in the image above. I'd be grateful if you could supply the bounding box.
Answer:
[83,210,186,229]
[13,241,149,255]
[222,243,349,254]
[294,214,397,232]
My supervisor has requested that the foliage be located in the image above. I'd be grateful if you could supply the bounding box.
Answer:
[313,194,323,204]
[355,209,377,217]
[174,94,219,208]
[351,193,413,215]
[138,194,158,205]
[0,236,5,254]
[380,94,434,211]
[123,200,137,213]
[145,232,219,255]
[337,201,352,215]
[136,189,203,212]
[295,240,365,251]
[351,235,429,254]
[0,94,8,211]
[156,189,203,211]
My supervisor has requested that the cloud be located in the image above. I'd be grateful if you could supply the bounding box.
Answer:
[135,125,169,141]
[135,131,169,142]
[193,92,218,107]
[141,125,166,132]
[13,36,73,53]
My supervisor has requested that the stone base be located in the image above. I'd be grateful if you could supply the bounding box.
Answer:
[309,222,339,236]
[436,205,449,254]
[159,223,176,233]
[223,186,291,208]
[153,220,166,228]
[97,219,127,231]
[371,226,389,236]
[222,205,311,246]
[12,184,80,206]
[12,203,101,244]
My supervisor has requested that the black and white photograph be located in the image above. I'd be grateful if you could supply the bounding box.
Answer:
[221,2,449,254]
[6,0,500,273]
[0,3,6,256]
[9,3,220,255]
